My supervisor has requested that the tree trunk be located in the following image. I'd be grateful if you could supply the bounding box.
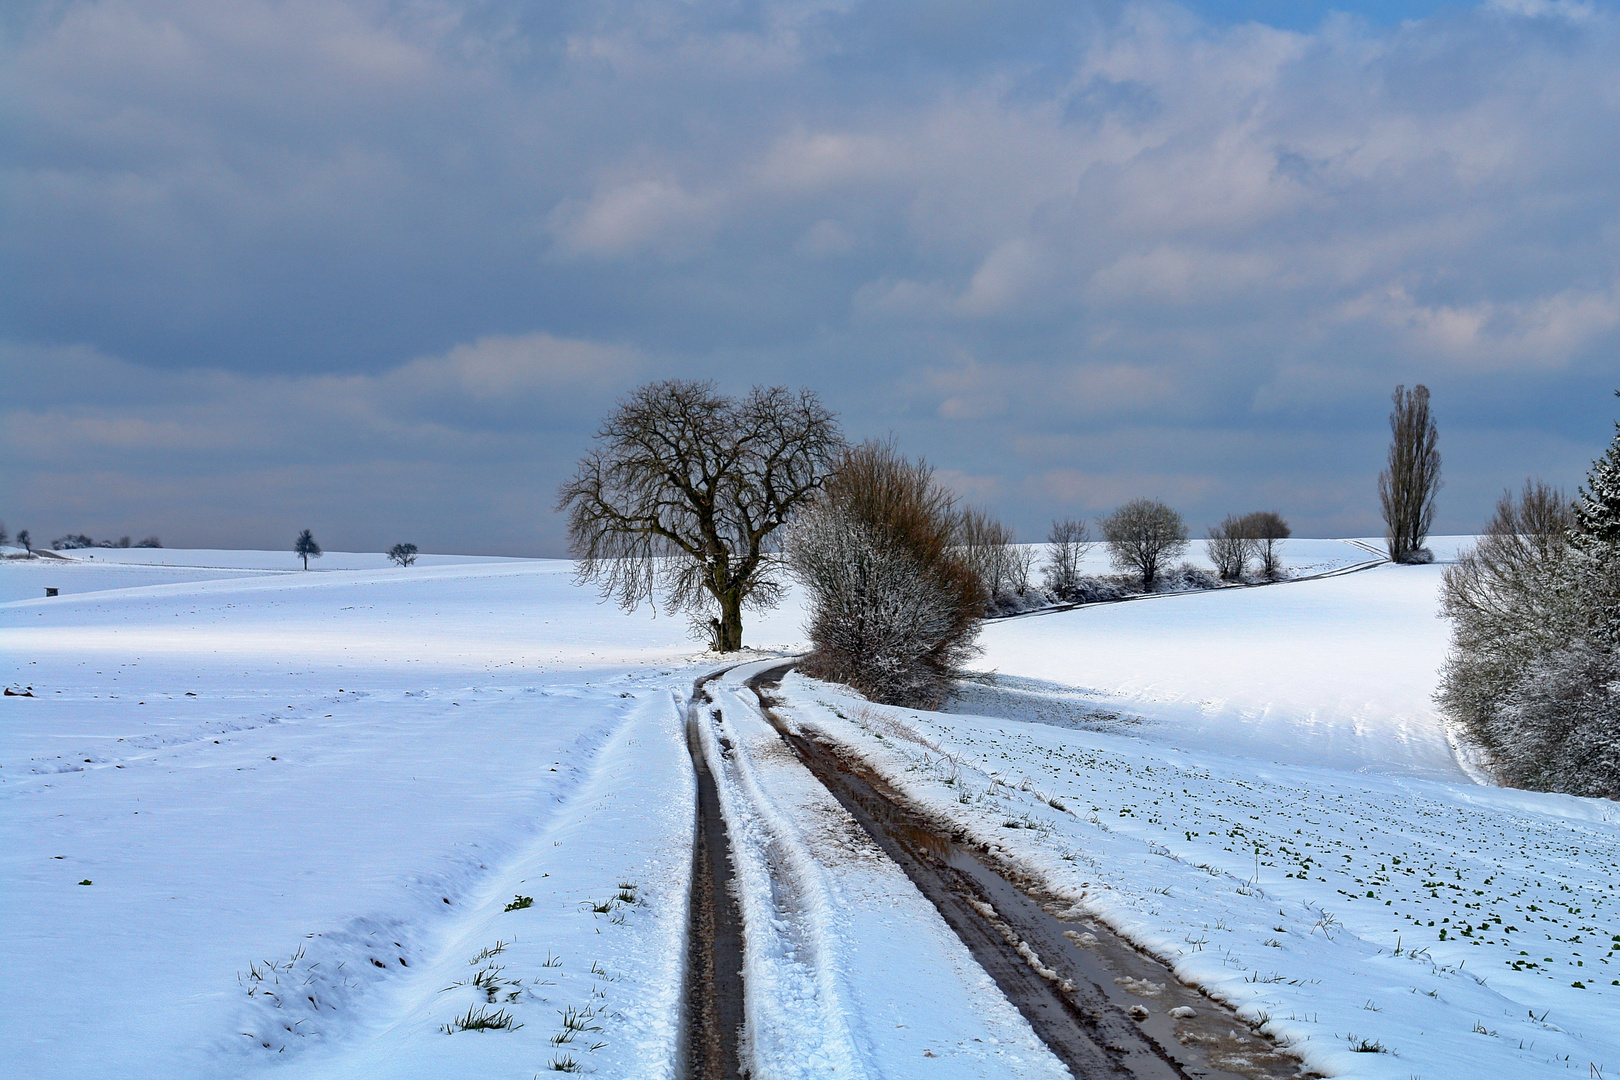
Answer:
[713,590,745,652]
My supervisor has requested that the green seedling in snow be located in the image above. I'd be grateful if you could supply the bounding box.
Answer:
[505,895,533,912]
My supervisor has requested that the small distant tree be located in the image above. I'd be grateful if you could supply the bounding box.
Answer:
[559,380,843,651]
[786,441,982,708]
[0,522,9,548]
[388,542,419,567]
[295,529,322,570]
[1236,511,1291,578]
[1042,518,1093,600]
[17,529,31,553]
[136,536,162,548]
[1378,384,1441,564]
[1100,499,1188,589]
[1205,515,1252,580]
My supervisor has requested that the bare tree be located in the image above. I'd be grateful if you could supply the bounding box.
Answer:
[1236,510,1291,578]
[1205,515,1252,581]
[388,542,418,567]
[0,521,8,549]
[295,529,322,570]
[17,529,31,554]
[957,507,1032,610]
[559,380,843,652]
[1100,499,1188,589]
[786,442,981,708]
[1378,384,1441,563]
[1042,518,1093,600]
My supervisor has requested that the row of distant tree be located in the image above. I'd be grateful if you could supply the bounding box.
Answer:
[558,381,1300,708]
[0,524,161,553]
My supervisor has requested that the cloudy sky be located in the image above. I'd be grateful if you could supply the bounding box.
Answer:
[4,0,1618,556]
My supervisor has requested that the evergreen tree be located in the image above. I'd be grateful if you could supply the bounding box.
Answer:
[1570,391,1620,644]
[1572,393,1620,547]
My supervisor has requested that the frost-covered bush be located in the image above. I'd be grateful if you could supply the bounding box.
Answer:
[136,536,162,548]
[1153,565,1220,593]
[52,534,94,550]
[786,442,981,709]
[1064,576,1130,603]
[1438,450,1620,798]
[1493,643,1620,797]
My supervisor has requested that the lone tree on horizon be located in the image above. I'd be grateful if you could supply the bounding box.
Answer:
[1378,384,1441,564]
[295,529,322,570]
[388,542,418,567]
[1101,499,1189,589]
[558,380,843,652]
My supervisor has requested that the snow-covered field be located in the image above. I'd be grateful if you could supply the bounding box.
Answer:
[4,538,1617,1079]
[0,550,795,1078]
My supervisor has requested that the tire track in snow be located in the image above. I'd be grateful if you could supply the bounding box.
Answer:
[692,672,874,1079]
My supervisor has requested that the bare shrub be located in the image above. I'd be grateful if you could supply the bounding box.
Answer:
[785,442,981,709]
[1043,518,1093,600]
[1378,384,1441,564]
[558,381,842,651]
[1100,500,1189,589]
[1205,515,1252,580]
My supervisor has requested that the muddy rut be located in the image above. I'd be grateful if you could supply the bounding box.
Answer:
[741,662,1312,1080]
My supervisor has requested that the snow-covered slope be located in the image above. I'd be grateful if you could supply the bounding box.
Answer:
[0,551,803,1079]
[974,548,1466,781]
